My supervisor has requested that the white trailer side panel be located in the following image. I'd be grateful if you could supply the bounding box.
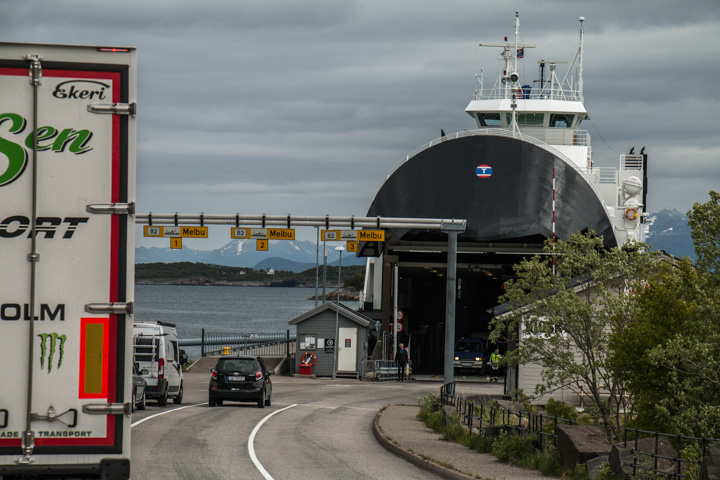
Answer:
[0,42,135,478]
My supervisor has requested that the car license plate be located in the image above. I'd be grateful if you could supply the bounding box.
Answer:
[462,363,472,367]
[227,375,243,381]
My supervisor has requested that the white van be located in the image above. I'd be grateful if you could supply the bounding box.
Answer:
[133,321,184,406]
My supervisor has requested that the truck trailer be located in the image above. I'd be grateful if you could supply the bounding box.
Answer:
[0,42,136,479]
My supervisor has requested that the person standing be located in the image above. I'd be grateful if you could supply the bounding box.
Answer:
[396,343,409,382]
[489,348,502,382]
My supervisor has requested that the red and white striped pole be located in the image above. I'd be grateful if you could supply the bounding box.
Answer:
[553,165,555,276]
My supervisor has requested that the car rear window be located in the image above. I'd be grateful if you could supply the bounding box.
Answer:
[217,358,257,374]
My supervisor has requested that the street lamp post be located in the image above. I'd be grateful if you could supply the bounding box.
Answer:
[332,246,345,380]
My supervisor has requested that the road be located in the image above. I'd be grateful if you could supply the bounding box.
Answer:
[130,367,447,480]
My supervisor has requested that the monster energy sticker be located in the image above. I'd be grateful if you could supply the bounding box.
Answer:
[38,333,66,372]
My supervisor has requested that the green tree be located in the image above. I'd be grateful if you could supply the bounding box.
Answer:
[608,260,704,433]
[609,192,720,438]
[687,190,720,274]
[345,272,365,291]
[489,231,656,442]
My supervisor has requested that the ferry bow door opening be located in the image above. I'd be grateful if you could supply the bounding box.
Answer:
[338,327,357,371]
[0,49,135,459]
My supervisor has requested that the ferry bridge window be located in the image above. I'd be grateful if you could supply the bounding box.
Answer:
[477,113,501,126]
[549,114,575,128]
[505,112,545,126]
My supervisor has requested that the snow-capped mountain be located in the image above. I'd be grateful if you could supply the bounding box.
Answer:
[202,239,318,267]
[136,239,365,272]
[646,209,696,260]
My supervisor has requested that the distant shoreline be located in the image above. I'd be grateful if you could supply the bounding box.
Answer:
[135,280,359,301]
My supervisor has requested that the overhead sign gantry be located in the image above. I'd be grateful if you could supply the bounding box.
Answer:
[133,211,467,393]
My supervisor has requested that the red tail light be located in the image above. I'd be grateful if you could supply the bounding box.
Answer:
[255,371,262,381]
[211,369,217,380]
[158,358,165,379]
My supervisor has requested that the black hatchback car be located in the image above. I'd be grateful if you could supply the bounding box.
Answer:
[209,355,273,408]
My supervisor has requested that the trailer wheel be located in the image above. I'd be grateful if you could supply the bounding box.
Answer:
[173,383,183,404]
[157,388,168,406]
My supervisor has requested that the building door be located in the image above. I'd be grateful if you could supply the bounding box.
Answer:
[338,327,357,371]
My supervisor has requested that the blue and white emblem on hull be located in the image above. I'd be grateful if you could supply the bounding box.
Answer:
[476,165,492,178]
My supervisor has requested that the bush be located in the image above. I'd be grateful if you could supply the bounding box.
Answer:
[492,431,537,463]
[417,393,440,423]
[533,447,565,476]
[545,398,579,422]
[466,432,495,453]
[442,417,469,443]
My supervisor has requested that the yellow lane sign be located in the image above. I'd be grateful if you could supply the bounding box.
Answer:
[267,228,295,240]
[232,228,296,240]
[257,239,268,251]
[170,237,182,249]
[144,225,207,238]
[321,229,386,242]
[357,230,385,242]
[180,226,208,238]
[347,241,358,252]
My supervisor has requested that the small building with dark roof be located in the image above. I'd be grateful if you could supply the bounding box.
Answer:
[288,303,374,378]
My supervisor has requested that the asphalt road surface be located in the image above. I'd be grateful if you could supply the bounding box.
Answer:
[130,368,446,480]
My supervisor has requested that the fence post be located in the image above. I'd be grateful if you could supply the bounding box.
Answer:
[201,328,205,357]
[286,330,290,358]
[654,433,659,475]
[469,402,473,434]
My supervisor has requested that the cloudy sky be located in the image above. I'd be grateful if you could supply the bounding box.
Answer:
[3,0,719,250]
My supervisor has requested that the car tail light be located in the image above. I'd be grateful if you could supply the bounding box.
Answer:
[211,369,217,380]
[158,358,165,379]
[255,370,262,381]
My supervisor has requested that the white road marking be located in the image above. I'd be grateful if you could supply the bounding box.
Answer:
[248,404,297,480]
[131,403,207,428]
[272,402,376,411]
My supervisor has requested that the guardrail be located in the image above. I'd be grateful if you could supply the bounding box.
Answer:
[196,330,295,357]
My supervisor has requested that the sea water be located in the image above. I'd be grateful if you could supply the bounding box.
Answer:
[134,284,354,358]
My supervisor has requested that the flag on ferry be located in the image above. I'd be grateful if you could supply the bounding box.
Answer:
[517,48,524,58]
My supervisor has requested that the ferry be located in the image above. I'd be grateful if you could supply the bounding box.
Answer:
[359,14,648,375]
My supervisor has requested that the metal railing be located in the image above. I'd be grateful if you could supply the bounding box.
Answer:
[440,384,720,477]
[439,384,575,448]
[621,429,720,479]
[472,86,582,102]
[364,360,412,381]
[199,330,295,357]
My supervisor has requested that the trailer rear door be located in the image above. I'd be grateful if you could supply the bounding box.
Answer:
[0,43,136,475]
